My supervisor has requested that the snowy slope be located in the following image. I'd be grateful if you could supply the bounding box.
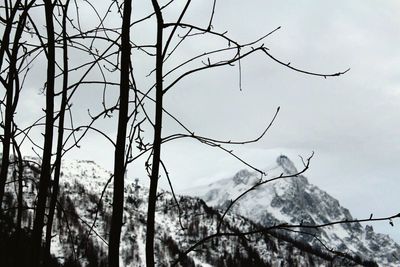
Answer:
[184,155,400,266]
[2,156,398,266]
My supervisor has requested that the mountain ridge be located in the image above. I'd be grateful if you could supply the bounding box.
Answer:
[183,155,400,266]
[1,156,398,266]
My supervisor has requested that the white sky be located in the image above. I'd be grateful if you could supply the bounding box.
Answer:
[11,0,400,243]
[157,0,400,242]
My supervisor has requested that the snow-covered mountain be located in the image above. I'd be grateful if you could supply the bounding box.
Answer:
[184,155,400,266]
[1,156,399,266]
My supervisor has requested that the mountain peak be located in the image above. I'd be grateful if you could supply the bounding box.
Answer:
[186,155,400,266]
[276,155,298,174]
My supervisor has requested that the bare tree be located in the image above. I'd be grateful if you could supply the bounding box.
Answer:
[146,1,165,266]
[108,0,133,265]
[0,0,35,210]
[1,1,399,267]
[142,1,350,266]
[31,0,56,265]
[44,1,70,264]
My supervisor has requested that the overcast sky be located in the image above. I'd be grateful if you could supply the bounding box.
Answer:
[158,0,400,242]
[13,0,400,242]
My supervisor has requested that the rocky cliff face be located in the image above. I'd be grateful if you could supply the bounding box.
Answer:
[1,156,398,266]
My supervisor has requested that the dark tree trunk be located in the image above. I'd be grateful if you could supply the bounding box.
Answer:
[12,137,24,267]
[0,64,14,211]
[44,1,70,265]
[0,0,21,70]
[146,1,163,266]
[0,0,30,210]
[0,0,18,208]
[108,0,132,266]
[9,2,33,230]
[32,1,55,266]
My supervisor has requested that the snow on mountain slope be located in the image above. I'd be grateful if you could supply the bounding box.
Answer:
[52,159,365,266]
[184,155,400,266]
[1,156,397,266]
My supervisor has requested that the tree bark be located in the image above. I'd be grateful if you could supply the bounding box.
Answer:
[108,0,132,266]
[12,137,24,267]
[0,61,14,211]
[44,1,70,265]
[146,1,163,266]
[32,1,55,266]
[0,0,22,210]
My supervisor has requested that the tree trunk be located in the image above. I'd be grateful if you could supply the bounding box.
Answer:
[0,0,18,208]
[146,1,163,266]
[32,1,55,266]
[44,1,70,265]
[0,66,14,211]
[108,0,132,266]
[0,0,30,210]
[12,137,24,267]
